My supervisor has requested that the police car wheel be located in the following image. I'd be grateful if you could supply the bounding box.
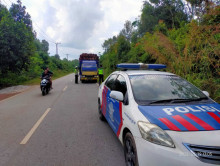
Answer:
[124,133,139,166]
[98,100,105,121]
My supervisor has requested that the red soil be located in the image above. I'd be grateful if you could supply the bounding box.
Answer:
[0,92,20,101]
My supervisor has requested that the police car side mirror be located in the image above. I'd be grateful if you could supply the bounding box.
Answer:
[110,91,124,101]
[202,91,209,97]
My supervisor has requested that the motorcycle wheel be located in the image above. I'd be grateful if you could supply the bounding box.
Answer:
[42,87,46,96]
[46,88,49,94]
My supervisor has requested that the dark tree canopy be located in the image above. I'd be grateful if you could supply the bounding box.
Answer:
[9,0,33,30]
[185,0,218,20]
[119,20,134,42]
[138,0,188,35]
[102,36,117,52]
[0,4,35,74]
[41,40,49,53]
[117,35,131,62]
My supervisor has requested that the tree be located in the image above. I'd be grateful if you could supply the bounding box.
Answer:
[0,2,75,87]
[102,36,117,52]
[138,0,188,35]
[152,0,188,28]
[117,35,131,62]
[138,2,158,35]
[54,54,60,60]
[41,40,49,53]
[9,0,33,30]
[50,56,63,69]
[0,4,35,75]
[185,0,218,20]
[119,20,134,42]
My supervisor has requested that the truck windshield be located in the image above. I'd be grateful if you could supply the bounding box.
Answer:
[81,61,97,71]
[129,75,209,105]
[82,62,97,68]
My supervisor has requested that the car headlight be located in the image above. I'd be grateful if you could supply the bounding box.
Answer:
[138,121,175,148]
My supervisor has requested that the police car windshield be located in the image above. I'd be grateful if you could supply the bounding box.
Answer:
[129,75,208,105]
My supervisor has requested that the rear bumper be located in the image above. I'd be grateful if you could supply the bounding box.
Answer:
[80,76,98,81]
[82,71,97,75]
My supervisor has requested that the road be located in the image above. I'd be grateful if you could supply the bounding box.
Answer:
[0,74,125,166]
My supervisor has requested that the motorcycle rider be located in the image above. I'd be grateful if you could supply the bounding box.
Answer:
[41,67,53,89]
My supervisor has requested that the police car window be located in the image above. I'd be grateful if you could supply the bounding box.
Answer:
[129,75,208,105]
[115,75,127,97]
[105,74,117,90]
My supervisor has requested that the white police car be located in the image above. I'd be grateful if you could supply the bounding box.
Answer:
[98,63,220,166]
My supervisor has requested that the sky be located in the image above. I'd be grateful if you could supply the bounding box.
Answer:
[2,0,143,60]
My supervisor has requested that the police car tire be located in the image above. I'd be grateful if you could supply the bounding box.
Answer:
[124,133,139,166]
[98,100,105,121]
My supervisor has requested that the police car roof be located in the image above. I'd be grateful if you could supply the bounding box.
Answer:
[114,70,175,76]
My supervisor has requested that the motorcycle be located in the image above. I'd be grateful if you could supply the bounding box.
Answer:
[40,75,52,96]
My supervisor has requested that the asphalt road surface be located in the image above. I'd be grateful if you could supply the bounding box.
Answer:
[0,74,125,166]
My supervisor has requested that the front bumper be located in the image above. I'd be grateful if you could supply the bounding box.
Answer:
[135,136,217,166]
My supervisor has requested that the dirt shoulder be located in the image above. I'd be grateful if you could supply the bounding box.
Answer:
[0,85,31,101]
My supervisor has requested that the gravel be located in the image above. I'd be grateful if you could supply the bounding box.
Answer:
[0,85,30,94]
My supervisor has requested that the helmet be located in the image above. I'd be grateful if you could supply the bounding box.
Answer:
[75,66,78,69]
[43,66,48,70]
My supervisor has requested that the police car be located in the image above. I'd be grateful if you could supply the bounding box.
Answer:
[97,63,220,166]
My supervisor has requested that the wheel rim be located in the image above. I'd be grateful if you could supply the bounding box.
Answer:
[125,138,136,166]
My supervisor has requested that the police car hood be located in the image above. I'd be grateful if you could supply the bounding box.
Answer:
[138,103,220,131]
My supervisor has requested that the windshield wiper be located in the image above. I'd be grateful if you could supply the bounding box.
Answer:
[149,97,208,104]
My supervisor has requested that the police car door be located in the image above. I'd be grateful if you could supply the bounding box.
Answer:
[106,74,128,136]
[103,74,118,133]
[114,75,128,137]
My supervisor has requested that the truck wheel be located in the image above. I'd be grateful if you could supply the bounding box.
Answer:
[98,99,105,121]
[124,132,139,166]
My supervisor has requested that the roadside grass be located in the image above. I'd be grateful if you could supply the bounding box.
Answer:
[23,70,73,85]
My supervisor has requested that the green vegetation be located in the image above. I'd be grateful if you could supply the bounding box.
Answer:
[100,0,220,102]
[23,70,73,85]
[0,1,78,88]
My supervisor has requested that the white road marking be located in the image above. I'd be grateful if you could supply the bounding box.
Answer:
[63,86,68,91]
[20,108,51,145]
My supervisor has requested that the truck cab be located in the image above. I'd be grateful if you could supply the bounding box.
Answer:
[79,53,99,82]
[80,60,98,81]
